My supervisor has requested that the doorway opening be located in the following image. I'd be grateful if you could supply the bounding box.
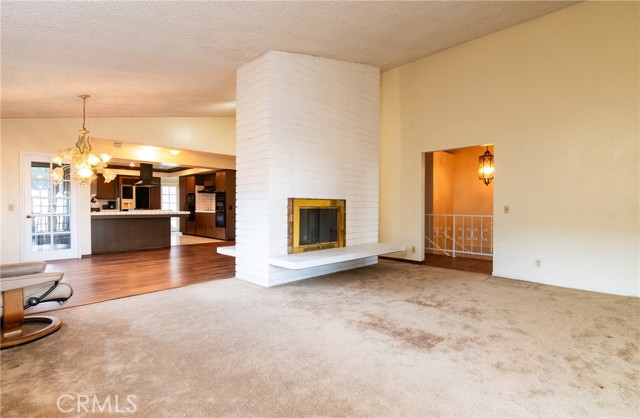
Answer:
[21,153,80,261]
[424,145,493,274]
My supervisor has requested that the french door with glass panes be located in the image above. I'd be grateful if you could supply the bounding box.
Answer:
[21,153,79,261]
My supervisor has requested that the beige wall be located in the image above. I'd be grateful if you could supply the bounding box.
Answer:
[451,146,493,215]
[425,146,493,215]
[1,117,235,262]
[432,151,454,214]
[380,2,639,295]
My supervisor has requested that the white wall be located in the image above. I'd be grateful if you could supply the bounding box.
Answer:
[236,51,380,286]
[1,117,235,262]
[380,2,639,296]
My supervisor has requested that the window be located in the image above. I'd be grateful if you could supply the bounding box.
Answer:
[161,185,179,231]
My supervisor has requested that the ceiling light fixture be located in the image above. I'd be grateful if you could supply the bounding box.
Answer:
[478,146,494,186]
[50,95,115,185]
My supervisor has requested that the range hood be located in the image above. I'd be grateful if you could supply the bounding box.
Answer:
[134,163,160,187]
[198,185,216,193]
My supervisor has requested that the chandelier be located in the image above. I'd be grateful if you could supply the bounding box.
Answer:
[50,95,115,185]
[478,146,494,186]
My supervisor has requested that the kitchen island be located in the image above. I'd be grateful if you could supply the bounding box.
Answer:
[91,210,190,254]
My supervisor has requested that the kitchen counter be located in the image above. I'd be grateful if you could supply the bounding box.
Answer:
[92,210,190,219]
[91,211,189,254]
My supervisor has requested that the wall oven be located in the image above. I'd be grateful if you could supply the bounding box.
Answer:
[215,193,225,228]
[121,185,134,200]
[121,185,135,210]
[186,193,196,221]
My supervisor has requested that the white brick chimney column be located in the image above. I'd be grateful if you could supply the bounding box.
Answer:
[235,51,380,286]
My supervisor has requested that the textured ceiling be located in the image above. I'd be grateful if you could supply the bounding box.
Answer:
[1,1,577,118]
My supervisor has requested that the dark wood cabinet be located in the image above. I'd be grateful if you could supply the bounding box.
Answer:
[150,187,161,210]
[179,175,196,234]
[179,177,187,212]
[215,170,227,192]
[96,174,117,199]
[185,176,196,193]
[193,213,215,237]
[195,214,207,236]
[185,219,196,235]
[205,214,216,238]
[179,170,235,241]
[116,175,160,209]
[119,175,138,187]
[179,176,188,233]
[218,170,236,240]
[203,174,215,187]
[179,176,195,210]
[92,216,171,254]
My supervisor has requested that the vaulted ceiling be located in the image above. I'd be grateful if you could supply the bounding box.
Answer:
[1,1,577,119]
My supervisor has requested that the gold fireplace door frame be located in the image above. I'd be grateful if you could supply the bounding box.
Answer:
[291,198,345,254]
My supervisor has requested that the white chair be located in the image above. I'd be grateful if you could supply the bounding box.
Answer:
[1,261,73,349]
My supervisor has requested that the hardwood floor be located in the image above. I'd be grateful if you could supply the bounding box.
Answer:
[423,253,493,275]
[31,242,236,314]
[30,245,489,315]
[173,234,224,245]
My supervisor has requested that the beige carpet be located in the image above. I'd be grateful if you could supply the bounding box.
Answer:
[1,260,638,417]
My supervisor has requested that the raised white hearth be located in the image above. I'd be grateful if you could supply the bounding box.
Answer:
[218,243,405,270]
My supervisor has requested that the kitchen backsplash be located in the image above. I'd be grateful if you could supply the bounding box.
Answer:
[195,186,215,211]
[96,198,119,210]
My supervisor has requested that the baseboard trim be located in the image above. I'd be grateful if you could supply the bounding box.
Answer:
[379,256,424,265]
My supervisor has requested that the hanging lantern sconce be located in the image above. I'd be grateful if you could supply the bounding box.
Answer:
[478,146,494,186]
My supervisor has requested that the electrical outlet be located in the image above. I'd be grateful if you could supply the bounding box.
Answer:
[535,259,542,268]
[8,204,15,212]
[503,205,510,214]
[411,246,416,253]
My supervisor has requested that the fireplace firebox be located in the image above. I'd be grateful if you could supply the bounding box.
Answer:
[288,198,345,254]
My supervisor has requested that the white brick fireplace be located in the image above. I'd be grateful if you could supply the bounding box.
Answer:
[232,51,385,286]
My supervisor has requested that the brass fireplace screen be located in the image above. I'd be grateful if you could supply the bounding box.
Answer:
[288,198,346,254]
